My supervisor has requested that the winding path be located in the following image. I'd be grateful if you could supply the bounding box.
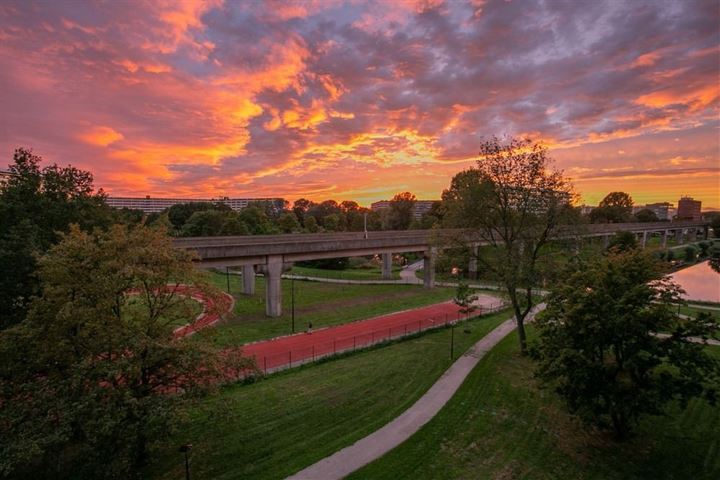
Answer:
[287,305,546,480]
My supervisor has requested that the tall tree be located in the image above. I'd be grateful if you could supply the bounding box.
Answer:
[387,191,417,230]
[0,148,111,328]
[0,224,239,478]
[590,191,634,223]
[533,249,719,438]
[442,136,574,354]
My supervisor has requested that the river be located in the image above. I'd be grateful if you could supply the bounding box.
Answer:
[669,261,720,303]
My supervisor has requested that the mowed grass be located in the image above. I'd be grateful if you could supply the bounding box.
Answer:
[351,328,720,480]
[146,309,512,480]
[290,264,402,280]
[206,272,459,346]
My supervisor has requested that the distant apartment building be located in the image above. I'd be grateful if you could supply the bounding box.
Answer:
[676,196,702,220]
[644,202,673,221]
[371,199,439,219]
[106,196,285,214]
[579,204,596,215]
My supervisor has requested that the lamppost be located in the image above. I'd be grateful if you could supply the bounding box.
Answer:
[291,275,296,333]
[179,444,192,480]
[363,212,368,239]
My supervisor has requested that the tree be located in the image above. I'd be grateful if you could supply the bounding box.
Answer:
[606,230,639,252]
[304,215,319,233]
[180,209,227,236]
[292,198,316,225]
[634,208,659,223]
[533,249,719,438]
[709,214,720,238]
[0,148,112,328]
[442,136,574,354]
[589,191,634,223]
[387,192,416,230]
[453,281,479,320]
[277,212,302,233]
[0,224,242,478]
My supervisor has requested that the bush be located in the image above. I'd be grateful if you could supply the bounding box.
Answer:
[698,242,710,257]
[684,245,698,262]
[666,250,675,261]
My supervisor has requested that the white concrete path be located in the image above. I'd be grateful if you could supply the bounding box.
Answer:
[287,305,545,480]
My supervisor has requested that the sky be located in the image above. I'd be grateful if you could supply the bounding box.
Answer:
[0,0,718,208]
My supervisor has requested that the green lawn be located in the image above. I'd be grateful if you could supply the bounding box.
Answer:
[146,309,512,480]
[351,328,720,480]
[205,272,460,346]
[290,264,402,280]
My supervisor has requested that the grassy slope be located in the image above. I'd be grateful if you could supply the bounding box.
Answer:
[290,265,402,280]
[205,272,459,346]
[351,328,720,480]
[147,310,512,480]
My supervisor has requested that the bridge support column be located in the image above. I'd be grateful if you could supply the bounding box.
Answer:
[265,255,283,317]
[603,235,610,249]
[706,226,711,240]
[676,229,684,245]
[641,231,648,248]
[662,231,669,249]
[423,249,436,289]
[688,229,697,242]
[242,265,255,295]
[381,253,393,280]
[468,249,478,280]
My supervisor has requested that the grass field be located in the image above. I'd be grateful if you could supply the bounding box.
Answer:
[205,272,460,346]
[290,264,402,280]
[351,328,720,480]
[146,309,512,479]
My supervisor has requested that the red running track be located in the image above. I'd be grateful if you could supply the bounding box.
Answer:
[172,286,234,338]
[241,301,476,374]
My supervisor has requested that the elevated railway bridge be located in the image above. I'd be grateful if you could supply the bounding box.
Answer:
[173,221,709,317]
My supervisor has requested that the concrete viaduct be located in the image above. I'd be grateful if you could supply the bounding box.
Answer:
[173,220,709,317]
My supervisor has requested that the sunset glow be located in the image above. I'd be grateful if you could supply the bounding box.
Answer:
[0,0,718,207]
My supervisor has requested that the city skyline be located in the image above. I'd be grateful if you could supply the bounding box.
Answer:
[1,0,718,208]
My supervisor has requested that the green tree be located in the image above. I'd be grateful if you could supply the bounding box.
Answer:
[304,215,319,233]
[533,249,719,438]
[442,136,574,355]
[453,281,479,320]
[634,208,659,223]
[180,209,227,236]
[589,191,634,223]
[277,212,302,233]
[709,214,720,238]
[0,148,111,328]
[387,192,416,230]
[0,224,241,478]
[606,230,639,252]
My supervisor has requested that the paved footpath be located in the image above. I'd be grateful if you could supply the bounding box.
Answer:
[242,294,503,373]
[287,305,545,480]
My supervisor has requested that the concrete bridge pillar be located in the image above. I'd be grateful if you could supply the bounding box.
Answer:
[705,226,711,240]
[603,235,610,249]
[641,231,648,248]
[688,229,697,242]
[381,253,393,279]
[242,265,255,295]
[468,251,478,280]
[675,229,684,245]
[662,231,669,249]
[423,249,436,289]
[265,255,283,317]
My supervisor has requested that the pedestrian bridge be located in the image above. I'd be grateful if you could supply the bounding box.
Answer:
[173,220,709,317]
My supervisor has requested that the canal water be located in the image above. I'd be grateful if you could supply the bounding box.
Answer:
[669,261,720,303]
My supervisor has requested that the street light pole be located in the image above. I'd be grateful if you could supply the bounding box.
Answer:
[291,276,295,333]
[450,321,455,360]
[225,267,230,294]
[363,212,368,239]
[179,444,192,480]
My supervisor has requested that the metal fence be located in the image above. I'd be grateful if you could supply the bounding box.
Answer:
[251,302,506,375]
